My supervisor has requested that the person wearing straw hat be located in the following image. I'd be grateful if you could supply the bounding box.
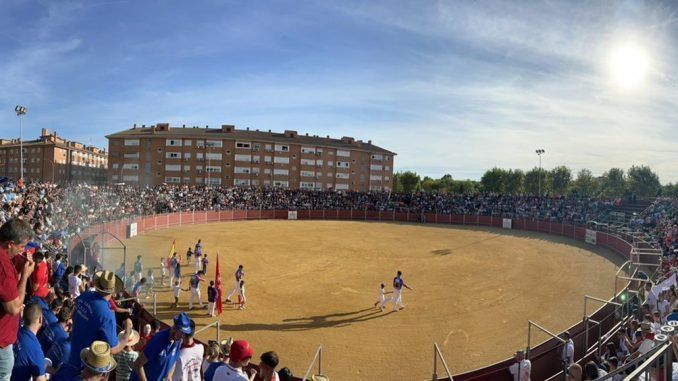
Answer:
[113,328,140,381]
[53,270,133,381]
[130,312,191,381]
[77,340,117,381]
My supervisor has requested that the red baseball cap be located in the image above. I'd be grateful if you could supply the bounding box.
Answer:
[229,340,254,362]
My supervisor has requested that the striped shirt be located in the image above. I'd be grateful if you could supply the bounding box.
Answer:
[114,350,139,381]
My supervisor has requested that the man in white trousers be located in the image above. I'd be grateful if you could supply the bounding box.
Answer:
[225,265,244,302]
[391,270,412,311]
[188,270,206,310]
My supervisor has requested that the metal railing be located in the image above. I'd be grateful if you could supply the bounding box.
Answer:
[432,342,453,381]
[594,340,671,380]
[302,345,324,381]
[194,319,221,344]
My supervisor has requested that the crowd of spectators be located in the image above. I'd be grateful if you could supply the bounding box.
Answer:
[1,178,676,381]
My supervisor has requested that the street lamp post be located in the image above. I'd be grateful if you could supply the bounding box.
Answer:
[535,149,545,196]
[15,105,27,181]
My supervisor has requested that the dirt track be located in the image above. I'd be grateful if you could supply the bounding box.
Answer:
[117,220,620,381]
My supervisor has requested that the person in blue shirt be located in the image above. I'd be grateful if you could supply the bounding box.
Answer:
[12,302,47,381]
[37,300,67,355]
[52,254,66,288]
[130,312,191,381]
[52,271,132,381]
[43,306,73,371]
[667,308,678,322]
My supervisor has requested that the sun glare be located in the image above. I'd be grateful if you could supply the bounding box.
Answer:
[609,43,649,90]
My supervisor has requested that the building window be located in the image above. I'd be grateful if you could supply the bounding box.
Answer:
[166,152,180,159]
[300,182,314,189]
[166,139,182,147]
[206,153,222,161]
[206,140,222,148]
[235,154,251,162]
[371,164,382,171]
[234,167,251,174]
[274,180,288,187]
[124,139,139,146]
[123,175,139,181]
[122,163,139,170]
[274,144,289,152]
[273,169,289,176]
[165,177,180,183]
[234,179,250,186]
[336,161,350,168]
[301,171,314,177]
[197,140,205,148]
[301,147,315,154]
[165,164,181,171]
[371,154,383,160]
[337,150,350,157]
[335,183,349,190]
[273,157,289,164]
[206,178,222,185]
[236,142,251,149]
[336,173,349,179]
[301,159,314,166]
[184,139,192,146]
[184,153,191,160]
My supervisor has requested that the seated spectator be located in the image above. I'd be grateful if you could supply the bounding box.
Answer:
[172,319,203,381]
[583,360,606,380]
[130,312,191,381]
[254,351,280,381]
[43,306,73,371]
[78,341,118,381]
[567,363,582,381]
[202,341,221,380]
[113,328,140,381]
[213,340,255,381]
[12,302,47,381]
[204,338,233,381]
[277,367,294,381]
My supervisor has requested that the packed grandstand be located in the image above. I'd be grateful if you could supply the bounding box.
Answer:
[1,180,677,380]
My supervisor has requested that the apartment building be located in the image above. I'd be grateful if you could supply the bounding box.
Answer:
[106,123,395,191]
[0,129,108,184]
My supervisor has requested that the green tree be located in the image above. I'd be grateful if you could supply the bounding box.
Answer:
[438,174,455,193]
[396,171,421,193]
[480,167,507,193]
[600,168,626,197]
[573,169,599,197]
[503,169,525,195]
[421,176,440,192]
[661,183,678,197]
[549,166,572,195]
[627,165,660,197]
[524,167,549,195]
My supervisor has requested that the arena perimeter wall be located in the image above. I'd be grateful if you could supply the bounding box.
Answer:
[70,210,634,381]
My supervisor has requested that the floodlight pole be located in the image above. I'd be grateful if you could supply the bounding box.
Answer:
[15,105,27,181]
[536,149,545,196]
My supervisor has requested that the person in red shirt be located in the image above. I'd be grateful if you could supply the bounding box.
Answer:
[31,251,50,299]
[0,218,36,380]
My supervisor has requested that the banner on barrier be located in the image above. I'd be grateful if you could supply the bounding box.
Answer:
[502,218,512,229]
[128,222,138,238]
[585,229,597,245]
[288,211,298,220]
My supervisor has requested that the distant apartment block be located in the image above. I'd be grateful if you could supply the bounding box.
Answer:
[0,129,108,184]
[106,123,395,191]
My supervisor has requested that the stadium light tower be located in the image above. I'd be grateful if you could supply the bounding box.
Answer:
[15,105,27,181]
[535,149,545,196]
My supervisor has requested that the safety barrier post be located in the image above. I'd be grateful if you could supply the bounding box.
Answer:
[153,292,157,315]
[431,343,453,381]
[302,345,324,381]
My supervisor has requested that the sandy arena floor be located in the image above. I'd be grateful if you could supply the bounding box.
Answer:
[113,220,621,381]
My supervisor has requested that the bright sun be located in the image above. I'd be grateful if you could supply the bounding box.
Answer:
[609,43,649,89]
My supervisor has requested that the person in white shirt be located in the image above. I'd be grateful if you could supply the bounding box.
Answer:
[644,282,658,312]
[257,351,280,381]
[68,264,85,298]
[561,331,574,366]
[508,350,530,381]
[238,280,246,310]
[374,283,393,311]
[160,257,167,286]
[213,340,256,381]
[173,320,204,381]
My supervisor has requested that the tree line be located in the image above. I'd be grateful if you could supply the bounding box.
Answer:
[392,165,678,197]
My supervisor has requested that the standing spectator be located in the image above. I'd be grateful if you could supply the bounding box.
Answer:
[508,350,530,381]
[52,254,66,290]
[31,251,50,299]
[213,340,255,381]
[0,218,35,380]
[133,278,147,302]
[11,303,47,381]
[68,265,85,299]
[54,270,133,381]
[113,329,140,381]
[77,341,118,381]
[170,253,179,286]
[172,319,204,381]
[567,363,582,381]
[561,331,575,366]
[130,312,191,381]
[207,281,217,317]
[254,351,280,381]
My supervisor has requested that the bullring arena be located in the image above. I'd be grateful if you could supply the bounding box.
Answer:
[84,211,632,381]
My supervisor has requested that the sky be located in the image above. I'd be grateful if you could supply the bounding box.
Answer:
[1,0,678,182]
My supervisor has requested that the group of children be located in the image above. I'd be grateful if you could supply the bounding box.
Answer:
[156,239,247,316]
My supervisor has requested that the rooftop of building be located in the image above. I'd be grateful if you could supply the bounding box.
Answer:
[0,129,107,154]
[106,123,396,155]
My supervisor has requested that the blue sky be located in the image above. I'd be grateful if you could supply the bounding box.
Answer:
[1,0,678,182]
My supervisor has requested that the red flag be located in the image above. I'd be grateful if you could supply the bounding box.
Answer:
[215,254,223,315]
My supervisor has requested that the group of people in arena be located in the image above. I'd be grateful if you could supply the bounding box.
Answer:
[3,178,678,380]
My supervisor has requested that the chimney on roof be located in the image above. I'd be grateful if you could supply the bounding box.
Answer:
[368,140,372,144]
[305,133,309,136]
[256,129,259,131]
[268,129,271,133]
[221,125,235,133]
[133,123,137,129]
[246,127,249,131]
[284,130,297,138]
[156,123,170,132]
[326,135,330,138]
[142,124,146,128]
[41,128,49,137]
[341,136,355,144]
[182,124,186,128]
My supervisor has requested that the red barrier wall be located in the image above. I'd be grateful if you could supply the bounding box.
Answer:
[71,212,632,381]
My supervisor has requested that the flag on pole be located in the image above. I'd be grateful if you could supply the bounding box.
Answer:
[169,239,176,257]
[215,254,223,315]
